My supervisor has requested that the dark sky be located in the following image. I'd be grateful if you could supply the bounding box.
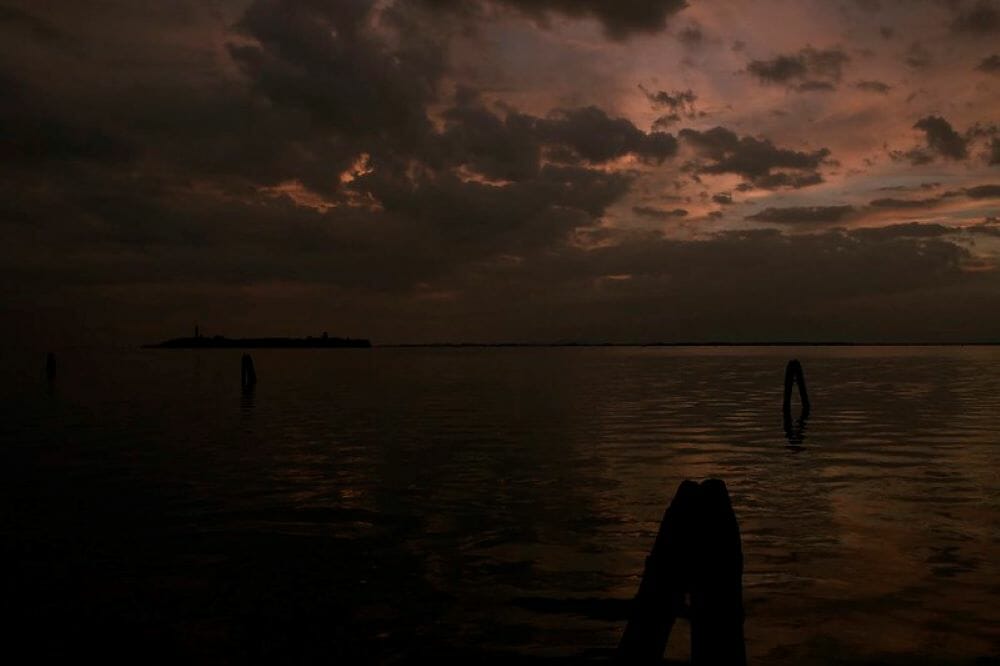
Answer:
[2,0,999,346]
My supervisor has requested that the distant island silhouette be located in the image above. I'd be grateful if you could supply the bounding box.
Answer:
[146,334,371,349]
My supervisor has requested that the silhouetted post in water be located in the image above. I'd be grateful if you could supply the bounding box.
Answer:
[241,353,257,387]
[783,359,810,415]
[690,479,745,664]
[782,360,811,446]
[619,479,745,665]
[619,480,699,662]
[45,352,56,382]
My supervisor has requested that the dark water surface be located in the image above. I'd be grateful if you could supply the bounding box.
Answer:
[2,347,999,663]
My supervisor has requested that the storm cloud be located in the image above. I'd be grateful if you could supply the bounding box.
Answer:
[965,184,1000,198]
[850,222,953,240]
[746,205,856,225]
[854,80,892,93]
[952,1,1000,35]
[679,127,831,189]
[419,0,689,39]
[976,54,1000,72]
[632,206,688,219]
[640,86,698,129]
[746,47,851,90]
[914,116,969,160]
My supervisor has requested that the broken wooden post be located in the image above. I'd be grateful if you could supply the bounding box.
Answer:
[619,479,746,665]
[240,353,257,387]
[782,359,810,415]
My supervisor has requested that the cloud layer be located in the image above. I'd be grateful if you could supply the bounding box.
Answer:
[1,0,999,345]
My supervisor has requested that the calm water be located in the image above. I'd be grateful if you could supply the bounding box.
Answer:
[2,347,1000,663]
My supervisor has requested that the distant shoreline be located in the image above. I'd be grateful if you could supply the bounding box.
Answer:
[142,338,1000,349]
[145,336,371,349]
[378,341,1000,348]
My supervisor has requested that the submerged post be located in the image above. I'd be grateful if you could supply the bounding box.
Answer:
[241,353,257,387]
[782,359,810,415]
[619,479,746,665]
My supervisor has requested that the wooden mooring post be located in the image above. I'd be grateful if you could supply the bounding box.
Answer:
[618,479,746,665]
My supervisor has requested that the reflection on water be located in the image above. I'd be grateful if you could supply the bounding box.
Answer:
[240,383,256,414]
[783,407,809,448]
[2,346,1000,663]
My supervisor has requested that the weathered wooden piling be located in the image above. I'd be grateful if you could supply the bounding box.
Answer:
[240,353,257,387]
[782,359,810,415]
[690,480,746,665]
[618,480,699,662]
[618,479,746,665]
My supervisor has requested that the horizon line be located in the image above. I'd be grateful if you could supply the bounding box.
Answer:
[376,341,1000,348]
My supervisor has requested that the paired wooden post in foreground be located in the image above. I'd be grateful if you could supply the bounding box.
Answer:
[618,479,746,665]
